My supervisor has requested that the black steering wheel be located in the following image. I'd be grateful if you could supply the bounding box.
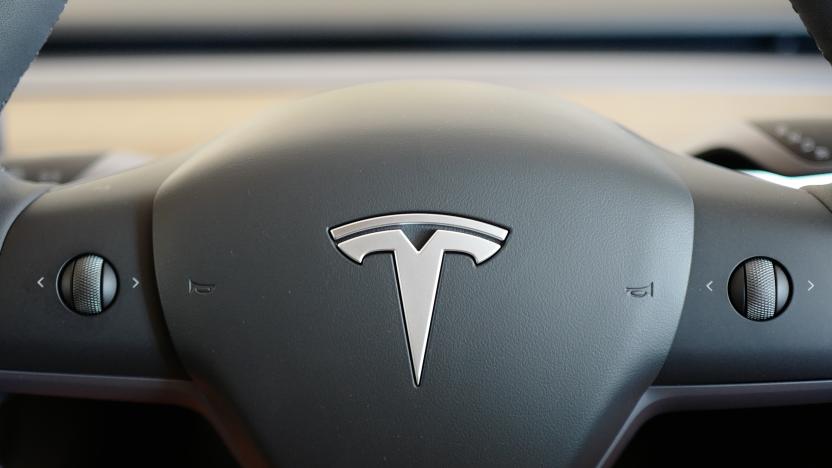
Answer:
[1,1,832,467]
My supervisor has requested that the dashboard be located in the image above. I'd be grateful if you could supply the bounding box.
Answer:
[4,52,831,163]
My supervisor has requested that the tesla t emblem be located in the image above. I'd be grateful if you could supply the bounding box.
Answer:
[330,213,508,386]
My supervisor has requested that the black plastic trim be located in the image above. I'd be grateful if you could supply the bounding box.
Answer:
[0,369,267,468]
[601,380,832,467]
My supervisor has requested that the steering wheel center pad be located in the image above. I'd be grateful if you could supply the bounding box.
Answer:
[153,82,694,466]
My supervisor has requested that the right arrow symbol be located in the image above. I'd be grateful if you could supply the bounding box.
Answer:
[808,280,815,292]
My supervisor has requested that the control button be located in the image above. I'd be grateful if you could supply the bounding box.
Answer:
[58,254,118,315]
[728,257,790,321]
[188,279,215,296]
[756,120,832,163]
[800,138,816,153]
[625,282,653,298]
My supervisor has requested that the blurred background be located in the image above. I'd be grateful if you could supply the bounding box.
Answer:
[1,0,830,182]
[48,0,809,41]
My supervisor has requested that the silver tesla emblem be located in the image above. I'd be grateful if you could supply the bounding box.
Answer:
[331,213,508,385]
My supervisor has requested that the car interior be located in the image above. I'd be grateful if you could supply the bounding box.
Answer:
[1,0,832,466]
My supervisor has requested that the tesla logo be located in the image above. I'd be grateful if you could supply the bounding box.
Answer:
[331,213,508,385]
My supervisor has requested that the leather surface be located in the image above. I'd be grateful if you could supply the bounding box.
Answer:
[0,0,65,250]
[0,0,66,111]
[154,81,694,467]
[790,0,832,67]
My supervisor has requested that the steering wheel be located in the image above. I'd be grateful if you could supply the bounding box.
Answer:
[1,1,832,466]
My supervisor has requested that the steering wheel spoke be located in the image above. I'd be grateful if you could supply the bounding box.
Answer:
[0,157,186,388]
[599,156,832,465]
[657,153,832,385]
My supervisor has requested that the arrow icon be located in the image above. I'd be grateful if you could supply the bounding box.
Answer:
[705,281,714,292]
[132,277,140,289]
[36,277,45,288]
[808,280,815,292]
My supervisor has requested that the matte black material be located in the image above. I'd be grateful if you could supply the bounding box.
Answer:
[774,262,790,313]
[0,368,267,468]
[728,264,746,315]
[790,0,832,67]
[0,157,186,378]
[656,151,832,384]
[602,380,832,467]
[0,169,50,252]
[0,0,66,109]
[101,261,117,307]
[154,82,694,467]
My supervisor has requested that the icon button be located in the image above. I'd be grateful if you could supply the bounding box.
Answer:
[625,282,653,298]
[188,279,215,296]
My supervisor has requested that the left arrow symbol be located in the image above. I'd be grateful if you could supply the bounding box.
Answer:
[36,277,45,288]
[705,281,714,292]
